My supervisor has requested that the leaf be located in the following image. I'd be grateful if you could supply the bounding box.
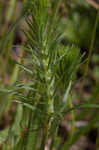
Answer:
[14,61,33,75]
[14,100,40,112]
[66,103,99,113]
[58,81,72,113]
[0,88,13,93]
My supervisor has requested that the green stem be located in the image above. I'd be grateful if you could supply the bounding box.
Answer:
[40,115,53,150]
[25,111,39,150]
[49,126,58,150]
[40,48,55,150]
[40,117,50,150]
[60,96,75,150]
[68,96,75,142]
[5,0,17,23]
[23,110,33,150]
[79,9,99,99]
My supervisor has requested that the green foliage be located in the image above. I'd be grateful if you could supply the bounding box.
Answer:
[60,0,99,48]
[0,0,99,150]
[0,0,81,150]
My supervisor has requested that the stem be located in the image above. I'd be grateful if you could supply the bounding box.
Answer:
[40,47,55,150]
[68,96,75,142]
[40,114,53,150]
[79,9,99,99]
[0,0,17,81]
[6,50,24,111]
[60,96,75,150]
[40,117,50,150]
[25,111,40,150]
[49,126,58,150]
[23,110,33,150]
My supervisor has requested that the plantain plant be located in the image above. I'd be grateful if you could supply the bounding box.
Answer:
[0,0,81,150]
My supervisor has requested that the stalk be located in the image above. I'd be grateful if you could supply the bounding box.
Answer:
[79,9,99,99]
[60,96,75,150]
[1,0,17,81]
[40,49,55,150]
[49,126,58,150]
[1,0,17,36]
[40,118,50,150]
[21,110,33,150]
[25,111,35,150]
[68,96,75,143]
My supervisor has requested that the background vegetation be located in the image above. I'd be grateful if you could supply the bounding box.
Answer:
[0,0,99,150]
